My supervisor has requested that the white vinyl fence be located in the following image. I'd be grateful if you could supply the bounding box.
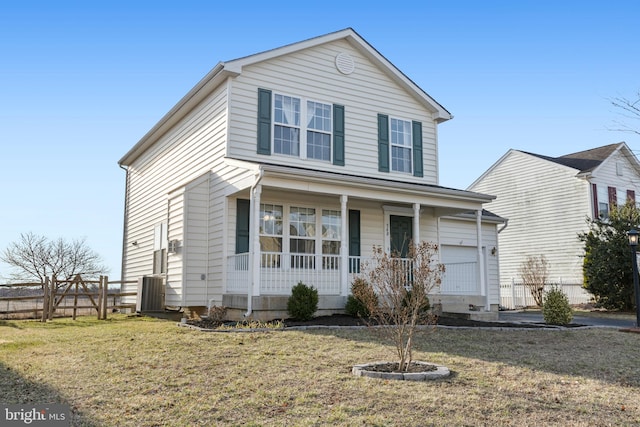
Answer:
[500,280,593,309]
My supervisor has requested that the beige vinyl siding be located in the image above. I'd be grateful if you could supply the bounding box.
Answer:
[122,83,229,292]
[166,192,184,306]
[226,39,439,185]
[183,177,210,305]
[470,151,590,285]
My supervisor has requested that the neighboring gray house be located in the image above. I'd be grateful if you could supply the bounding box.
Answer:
[118,28,504,320]
[469,142,640,290]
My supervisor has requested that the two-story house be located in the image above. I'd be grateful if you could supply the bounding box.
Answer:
[468,142,640,296]
[118,28,504,320]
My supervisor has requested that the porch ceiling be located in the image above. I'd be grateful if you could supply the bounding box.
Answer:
[253,164,494,214]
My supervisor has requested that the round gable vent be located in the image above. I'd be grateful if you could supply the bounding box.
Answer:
[335,52,355,75]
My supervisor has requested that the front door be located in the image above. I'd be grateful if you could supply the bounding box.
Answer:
[389,215,412,258]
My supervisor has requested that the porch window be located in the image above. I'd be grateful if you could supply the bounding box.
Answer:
[390,118,412,173]
[260,204,283,267]
[290,207,316,269]
[322,210,341,269]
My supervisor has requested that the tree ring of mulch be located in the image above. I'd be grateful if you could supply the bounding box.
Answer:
[352,361,450,381]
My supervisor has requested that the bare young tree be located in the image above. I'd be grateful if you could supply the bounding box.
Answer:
[1,232,108,287]
[359,241,444,372]
[519,254,549,307]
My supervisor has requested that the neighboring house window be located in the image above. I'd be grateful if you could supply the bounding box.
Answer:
[322,210,341,269]
[153,223,167,275]
[290,207,316,268]
[390,118,413,173]
[617,162,624,176]
[260,204,283,267]
[598,202,609,219]
[257,88,345,166]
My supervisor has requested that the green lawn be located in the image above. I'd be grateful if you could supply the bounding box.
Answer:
[1,315,639,426]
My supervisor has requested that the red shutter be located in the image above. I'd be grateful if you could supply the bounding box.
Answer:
[608,186,617,209]
[592,184,598,218]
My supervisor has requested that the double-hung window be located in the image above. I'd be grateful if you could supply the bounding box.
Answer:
[274,95,301,156]
[322,210,341,269]
[259,204,283,267]
[290,207,316,268]
[273,93,332,161]
[390,118,412,173]
[306,101,332,161]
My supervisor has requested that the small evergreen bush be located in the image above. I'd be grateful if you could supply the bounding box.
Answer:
[542,286,573,326]
[345,278,378,318]
[287,282,318,321]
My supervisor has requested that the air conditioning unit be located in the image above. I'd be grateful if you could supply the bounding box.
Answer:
[136,276,164,312]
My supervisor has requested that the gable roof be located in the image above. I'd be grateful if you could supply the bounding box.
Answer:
[119,28,451,166]
[469,142,639,190]
[523,143,622,173]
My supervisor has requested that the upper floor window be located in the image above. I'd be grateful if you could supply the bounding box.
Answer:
[377,113,423,177]
[390,118,412,173]
[307,101,332,161]
[274,95,301,156]
[273,93,332,162]
[257,88,345,166]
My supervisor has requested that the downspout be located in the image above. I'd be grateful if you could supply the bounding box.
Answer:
[118,164,130,284]
[245,166,264,317]
[498,219,509,234]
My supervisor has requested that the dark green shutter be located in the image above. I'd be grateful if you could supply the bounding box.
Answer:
[412,120,423,177]
[257,88,272,155]
[348,209,361,273]
[333,104,345,166]
[378,114,389,172]
[235,199,250,254]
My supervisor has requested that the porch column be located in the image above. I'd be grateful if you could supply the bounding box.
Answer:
[476,209,488,311]
[340,195,349,296]
[413,203,420,244]
[251,184,262,297]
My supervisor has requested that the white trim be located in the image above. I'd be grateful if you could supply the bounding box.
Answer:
[340,195,349,296]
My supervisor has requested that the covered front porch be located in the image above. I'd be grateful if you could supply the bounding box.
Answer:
[221,164,498,320]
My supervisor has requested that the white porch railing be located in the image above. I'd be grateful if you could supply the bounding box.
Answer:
[227,253,480,296]
[226,253,340,295]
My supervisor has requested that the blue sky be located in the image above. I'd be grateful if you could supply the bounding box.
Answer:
[2,0,640,280]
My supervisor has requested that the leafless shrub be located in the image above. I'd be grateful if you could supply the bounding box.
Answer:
[519,255,549,307]
[360,241,444,372]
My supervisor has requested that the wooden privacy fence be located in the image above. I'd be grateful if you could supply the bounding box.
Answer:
[0,275,137,321]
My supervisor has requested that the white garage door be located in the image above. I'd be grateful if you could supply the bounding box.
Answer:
[440,245,479,294]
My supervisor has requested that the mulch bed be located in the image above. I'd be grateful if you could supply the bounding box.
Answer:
[283,314,583,328]
[187,313,585,329]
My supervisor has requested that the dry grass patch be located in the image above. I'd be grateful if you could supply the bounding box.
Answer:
[0,316,639,426]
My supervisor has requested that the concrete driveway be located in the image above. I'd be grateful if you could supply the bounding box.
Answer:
[499,310,637,328]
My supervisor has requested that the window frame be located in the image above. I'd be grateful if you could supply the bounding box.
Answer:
[272,91,333,162]
[258,202,341,270]
[389,116,413,174]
